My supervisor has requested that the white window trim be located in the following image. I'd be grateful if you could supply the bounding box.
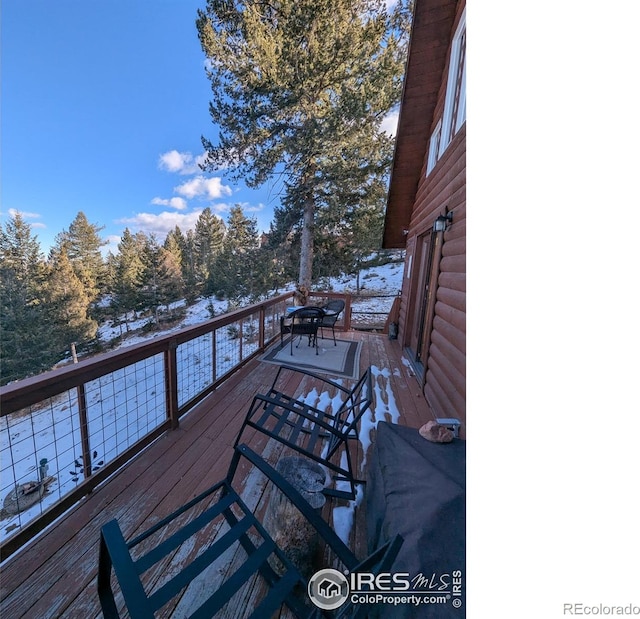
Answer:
[426,118,442,176]
[439,7,466,157]
[454,42,466,134]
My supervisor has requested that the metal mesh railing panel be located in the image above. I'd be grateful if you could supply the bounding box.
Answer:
[86,355,167,467]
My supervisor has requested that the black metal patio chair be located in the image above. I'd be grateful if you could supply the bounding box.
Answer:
[98,443,402,619]
[318,299,346,345]
[280,306,326,355]
[235,365,373,501]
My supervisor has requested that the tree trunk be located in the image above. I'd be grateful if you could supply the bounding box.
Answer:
[298,195,315,289]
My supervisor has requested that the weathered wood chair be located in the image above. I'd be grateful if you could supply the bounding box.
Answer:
[280,307,325,355]
[235,365,373,501]
[97,443,402,619]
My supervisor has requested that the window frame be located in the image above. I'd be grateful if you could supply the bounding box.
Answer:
[438,7,466,157]
[426,118,442,176]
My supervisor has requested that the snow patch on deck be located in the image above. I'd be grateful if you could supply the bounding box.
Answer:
[331,365,401,548]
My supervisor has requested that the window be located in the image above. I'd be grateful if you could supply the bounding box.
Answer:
[426,119,442,176]
[439,8,466,157]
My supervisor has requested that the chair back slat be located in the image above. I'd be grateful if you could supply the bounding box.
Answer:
[333,368,373,437]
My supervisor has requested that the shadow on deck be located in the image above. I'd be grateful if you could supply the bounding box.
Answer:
[0,332,435,618]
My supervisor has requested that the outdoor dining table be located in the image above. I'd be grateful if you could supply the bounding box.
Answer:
[279,306,326,355]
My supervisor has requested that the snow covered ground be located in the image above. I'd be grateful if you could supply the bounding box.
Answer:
[0,257,405,545]
[93,258,404,351]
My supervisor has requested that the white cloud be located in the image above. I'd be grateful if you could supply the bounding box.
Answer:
[158,150,208,175]
[380,110,400,137]
[151,196,188,210]
[116,210,210,240]
[3,208,46,228]
[174,176,233,200]
[8,208,43,221]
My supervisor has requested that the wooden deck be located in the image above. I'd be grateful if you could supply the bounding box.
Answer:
[0,332,435,618]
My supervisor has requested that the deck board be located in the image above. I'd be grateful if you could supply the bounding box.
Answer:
[0,333,436,618]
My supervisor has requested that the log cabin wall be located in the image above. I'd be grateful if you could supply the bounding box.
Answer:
[395,0,466,427]
[403,127,465,424]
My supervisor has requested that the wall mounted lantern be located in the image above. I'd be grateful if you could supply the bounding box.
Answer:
[433,211,453,232]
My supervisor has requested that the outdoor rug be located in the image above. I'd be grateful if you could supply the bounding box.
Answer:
[260,337,362,380]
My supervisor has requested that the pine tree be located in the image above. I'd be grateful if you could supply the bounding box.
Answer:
[53,211,106,301]
[214,205,260,299]
[182,230,200,304]
[197,0,410,288]
[0,213,50,383]
[142,235,184,324]
[156,248,184,317]
[165,226,200,304]
[163,227,184,267]
[44,245,98,356]
[112,229,147,329]
[345,198,386,292]
[193,207,225,295]
[224,205,259,254]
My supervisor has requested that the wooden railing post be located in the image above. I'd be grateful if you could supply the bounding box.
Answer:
[165,340,179,430]
[343,294,352,331]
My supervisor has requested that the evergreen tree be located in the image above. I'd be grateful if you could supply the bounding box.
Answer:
[166,225,200,303]
[155,247,184,316]
[44,245,98,355]
[53,211,106,300]
[193,207,225,295]
[142,235,184,324]
[163,227,184,267]
[141,234,163,321]
[112,229,147,329]
[224,205,259,254]
[344,197,386,292]
[197,0,410,288]
[101,251,120,325]
[162,232,186,311]
[0,213,50,383]
[214,205,260,299]
[182,229,200,303]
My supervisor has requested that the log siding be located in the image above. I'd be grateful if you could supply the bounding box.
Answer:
[385,0,466,429]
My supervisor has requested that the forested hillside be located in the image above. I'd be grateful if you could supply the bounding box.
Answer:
[0,206,392,385]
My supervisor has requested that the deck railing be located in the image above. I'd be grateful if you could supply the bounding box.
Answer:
[350,293,400,331]
[2,291,346,559]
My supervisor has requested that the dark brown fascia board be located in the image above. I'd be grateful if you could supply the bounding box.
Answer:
[382,0,459,248]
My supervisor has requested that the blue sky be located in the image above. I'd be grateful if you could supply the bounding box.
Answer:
[1,0,295,255]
